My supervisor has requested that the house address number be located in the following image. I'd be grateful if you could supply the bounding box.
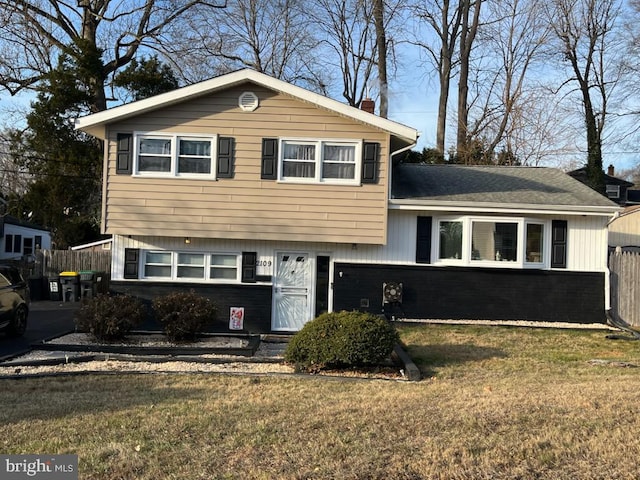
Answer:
[256,260,272,267]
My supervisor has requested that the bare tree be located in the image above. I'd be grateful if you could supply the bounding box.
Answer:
[374,0,389,117]
[548,0,623,193]
[0,0,226,112]
[466,0,550,160]
[455,0,482,163]
[311,0,379,108]
[411,0,464,154]
[170,0,323,89]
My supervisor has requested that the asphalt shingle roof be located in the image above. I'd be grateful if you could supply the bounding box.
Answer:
[391,163,618,208]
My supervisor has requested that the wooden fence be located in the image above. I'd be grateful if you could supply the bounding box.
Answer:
[609,250,640,327]
[33,249,111,278]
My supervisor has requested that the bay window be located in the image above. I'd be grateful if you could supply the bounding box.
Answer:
[430,216,553,268]
[280,139,359,183]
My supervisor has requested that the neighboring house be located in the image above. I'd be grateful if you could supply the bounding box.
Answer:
[70,237,112,252]
[609,206,640,249]
[0,216,52,261]
[75,69,620,332]
[568,165,634,206]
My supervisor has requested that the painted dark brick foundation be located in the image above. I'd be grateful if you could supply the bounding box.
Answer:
[333,263,606,324]
[109,281,272,333]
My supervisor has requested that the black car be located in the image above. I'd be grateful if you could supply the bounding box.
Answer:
[0,265,29,337]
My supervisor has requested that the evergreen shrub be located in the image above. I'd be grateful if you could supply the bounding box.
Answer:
[284,311,399,372]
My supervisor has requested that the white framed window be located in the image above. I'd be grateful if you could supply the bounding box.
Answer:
[177,253,205,279]
[134,133,216,178]
[431,216,551,269]
[144,251,172,278]
[525,223,545,265]
[279,138,361,184]
[606,184,620,199]
[210,254,239,280]
[142,251,239,282]
[470,220,518,263]
[438,220,463,261]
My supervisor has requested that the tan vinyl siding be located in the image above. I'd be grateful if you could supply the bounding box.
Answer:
[104,84,391,244]
[609,209,640,247]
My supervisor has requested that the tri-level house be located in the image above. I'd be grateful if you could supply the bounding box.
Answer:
[75,69,620,332]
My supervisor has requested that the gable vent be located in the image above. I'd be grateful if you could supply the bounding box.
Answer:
[238,91,259,112]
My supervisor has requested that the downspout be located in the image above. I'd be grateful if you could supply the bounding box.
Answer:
[604,209,622,315]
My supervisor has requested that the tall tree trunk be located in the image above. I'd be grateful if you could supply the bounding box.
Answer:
[456,0,481,164]
[373,0,387,118]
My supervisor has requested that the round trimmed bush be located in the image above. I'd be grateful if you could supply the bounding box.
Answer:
[284,311,399,372]
[152,290,217,342]
[74,293,145,341]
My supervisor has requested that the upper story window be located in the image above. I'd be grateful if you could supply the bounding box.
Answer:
[432,216,548,268]
[135,133,216,178]
[606,184,620,199]
[279,139,360,184]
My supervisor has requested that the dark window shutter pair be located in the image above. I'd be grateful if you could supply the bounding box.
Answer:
[416,216,432,264]
[551,220,568,269]
[260,139,381,184]
[116,134,234,177]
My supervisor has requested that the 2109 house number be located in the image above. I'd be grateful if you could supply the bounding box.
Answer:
[256,260,272,267]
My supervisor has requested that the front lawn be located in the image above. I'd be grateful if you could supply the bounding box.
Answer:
[2,324,640,479]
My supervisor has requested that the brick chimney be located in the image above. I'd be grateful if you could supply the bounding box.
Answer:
[607,164,615,176]
[360,98,375,114]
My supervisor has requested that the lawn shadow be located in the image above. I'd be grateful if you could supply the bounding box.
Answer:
[0,374,211,426]
[404,342,507,376]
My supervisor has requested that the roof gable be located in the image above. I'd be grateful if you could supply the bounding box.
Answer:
[75,69,418,143]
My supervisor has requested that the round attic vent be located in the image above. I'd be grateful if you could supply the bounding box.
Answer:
[238,91,259,112]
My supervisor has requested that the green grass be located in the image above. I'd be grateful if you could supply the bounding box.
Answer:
[3,324,640,479]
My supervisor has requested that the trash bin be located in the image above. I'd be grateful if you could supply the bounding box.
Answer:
[59,271,80,302]
[79,270,98,299]
[48,275,61,301]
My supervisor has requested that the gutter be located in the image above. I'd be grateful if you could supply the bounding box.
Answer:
[389,199,621,216]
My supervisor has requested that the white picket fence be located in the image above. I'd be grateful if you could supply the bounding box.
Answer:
[609,250,640,327]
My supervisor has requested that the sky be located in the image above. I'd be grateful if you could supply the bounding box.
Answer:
[1,60,638,178]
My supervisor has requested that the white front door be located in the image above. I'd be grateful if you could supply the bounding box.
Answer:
[272,252,313,331]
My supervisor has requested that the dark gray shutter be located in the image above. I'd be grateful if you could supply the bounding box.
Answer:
[217,137,234,178]
[116,133,133,174]
[261,138,278,180]
[416,216,432,264]
[124,248,140,279]
[361,142,380,184]
[242,252,257,283]
[551,220,567,269]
